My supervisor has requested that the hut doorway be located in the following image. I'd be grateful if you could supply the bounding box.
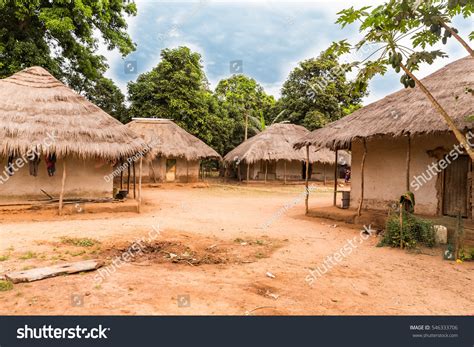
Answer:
[165,159,177,182]
[443,155,469,217]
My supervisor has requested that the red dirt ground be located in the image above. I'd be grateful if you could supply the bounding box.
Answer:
[0,183,472,315]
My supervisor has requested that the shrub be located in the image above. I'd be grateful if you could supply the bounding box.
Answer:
[61,237,99,247]
[380,212,435,249]
[0,280,13,291]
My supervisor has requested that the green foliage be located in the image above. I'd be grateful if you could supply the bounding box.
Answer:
[0,0,136,90]
[380,212,435,249]
[214,74,275,147]
[61,237,99,247]
[276,42,367,130]
[0,280,13,291]
[85,77,129,123]
[128,47,235,155]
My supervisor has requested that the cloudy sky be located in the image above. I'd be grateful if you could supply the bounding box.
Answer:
[101,0,474,104]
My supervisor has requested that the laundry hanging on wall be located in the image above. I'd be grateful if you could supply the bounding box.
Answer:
[28,153,41,177]
[45,154,57,177]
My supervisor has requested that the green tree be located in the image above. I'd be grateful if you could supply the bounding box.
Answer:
[277,42,366,130]
[128,46,233,154]
[337,1,474,160]
[0,0,136,90]
[214,74,275,144]
[85,77,129,123]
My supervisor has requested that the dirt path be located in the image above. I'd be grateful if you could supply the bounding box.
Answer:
[0,184,472,315]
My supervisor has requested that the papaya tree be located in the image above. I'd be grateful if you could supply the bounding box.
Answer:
[337,2,474,160]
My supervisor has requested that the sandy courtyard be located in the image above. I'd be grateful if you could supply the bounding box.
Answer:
[0,183,473,315]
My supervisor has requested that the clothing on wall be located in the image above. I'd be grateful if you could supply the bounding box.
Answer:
[45,154,57,177]
[28,154,41,177]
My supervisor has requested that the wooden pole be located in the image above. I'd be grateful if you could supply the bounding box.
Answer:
[284,161,287,185]
[120,161,123,190]
[186,160,189,183]
[133,161,136,199]
[137,157,143,213]
[333,150,338,206]
[246,162,250,182]
[58,159,67,216]
[357,139,367,216]
[399,203,404,249]
[264,161,268,183]
[323,163,327,186]
[305,146,310,215]
[406,134,411,192]
[127,161,131,193]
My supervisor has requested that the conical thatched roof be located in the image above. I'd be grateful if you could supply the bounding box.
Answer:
[126,118,221,161]
[224,123,348,165]
[0,66,146,160]
[295,56,474,150]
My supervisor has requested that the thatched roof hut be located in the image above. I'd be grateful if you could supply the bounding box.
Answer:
[127,118,221,161]
[0,66,146,160]
[0,66,147,210]
[126,118,221,183]
[224,123,350,182]
[224,123,347,164]
[295,56,474,151]
[294,57,474,219]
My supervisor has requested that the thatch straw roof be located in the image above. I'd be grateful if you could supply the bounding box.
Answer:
[0,66,146,160]
[224,123,349,165]
[295,56,474,150]
[126,118,221,161]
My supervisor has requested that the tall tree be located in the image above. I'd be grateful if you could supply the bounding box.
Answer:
[337,1,474,160]
[85,77,129,123]
[128,46,233,154]
[214,74,275,144]
[0,0,136,91]
[277,42,366,130]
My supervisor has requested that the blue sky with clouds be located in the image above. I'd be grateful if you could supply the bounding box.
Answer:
[101,0,474,104]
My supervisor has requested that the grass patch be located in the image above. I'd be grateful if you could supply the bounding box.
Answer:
[0,280,13,291]
[380,212,435,249]
[20,251,37,260]
[0,254,9,261]
[61,237,99,247]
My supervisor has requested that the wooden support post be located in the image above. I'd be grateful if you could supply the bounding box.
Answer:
[186,160,189,183]
[133,161,136,199]
[246,162,250,182]
[323,163,327,186]
[265,161,268,183]
[137,157,143,213]
[357,139,367,216]
[406,134,411,192]
[120,161,123,190]
[399,203,404,249]
[127,161,131,193]
[305,145,310,215]
[284,161,287,185]
[333,150,338,206]
[58,159,67,216]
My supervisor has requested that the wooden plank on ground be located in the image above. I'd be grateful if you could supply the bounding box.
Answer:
[5,260,103,284]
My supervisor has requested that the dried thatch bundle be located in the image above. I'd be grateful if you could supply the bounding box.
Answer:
[295,56,474,150]
[224,123,348,164]
[0,66,146,160]
[126,118,221,161]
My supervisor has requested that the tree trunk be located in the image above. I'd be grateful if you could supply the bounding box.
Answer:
[401,63,474,161]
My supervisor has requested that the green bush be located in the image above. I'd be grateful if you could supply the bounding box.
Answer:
[0,280,13,291]
[380,212,435,249]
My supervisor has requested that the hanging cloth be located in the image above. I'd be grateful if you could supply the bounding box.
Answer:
[45,154,57,177]
[28,153,41,177]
